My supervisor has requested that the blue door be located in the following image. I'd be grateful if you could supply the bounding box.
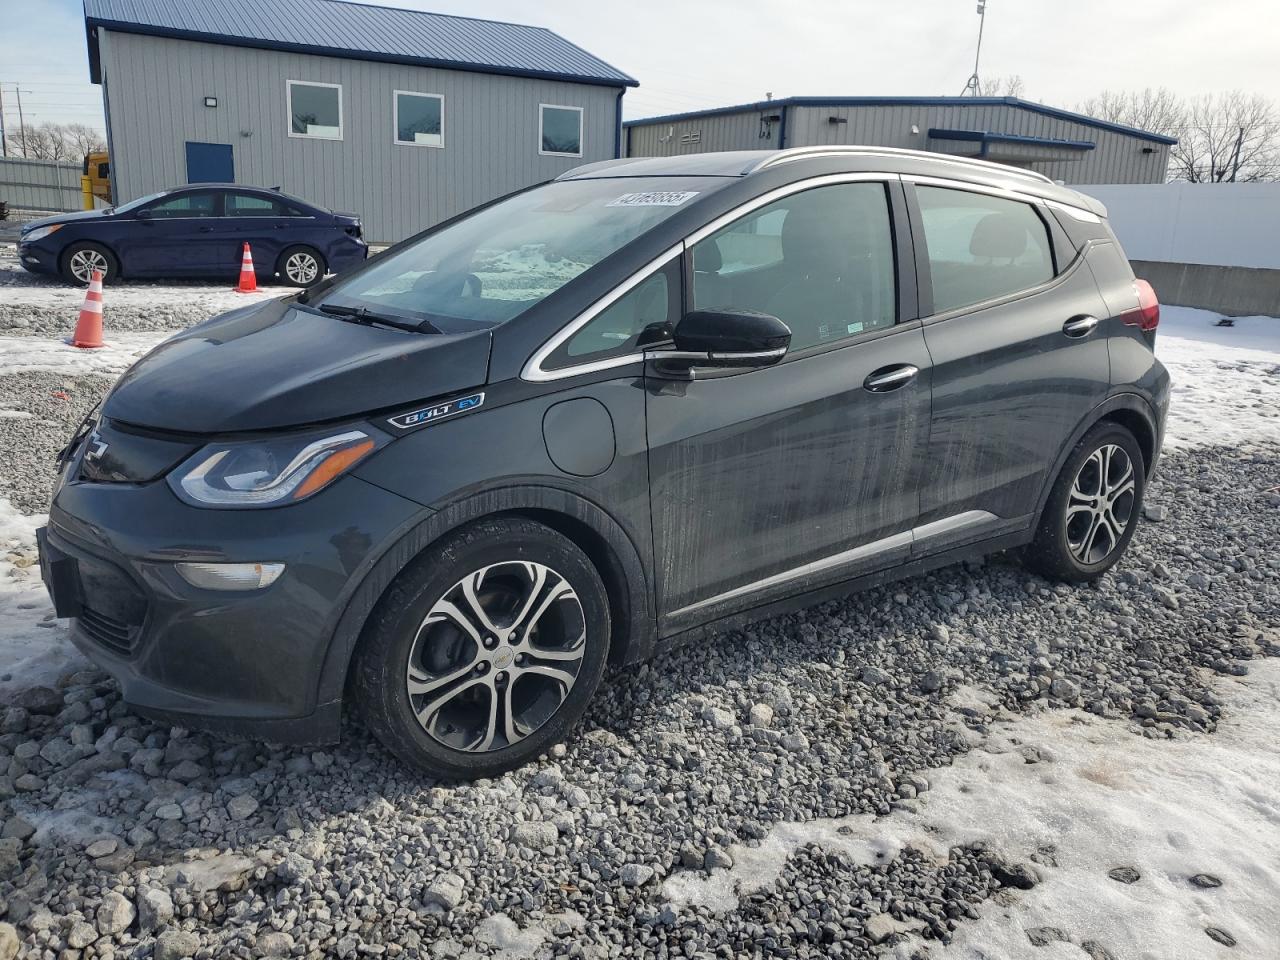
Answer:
[185,142,234,183]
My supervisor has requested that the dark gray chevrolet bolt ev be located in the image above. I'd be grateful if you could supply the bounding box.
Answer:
[38,147,1170,778]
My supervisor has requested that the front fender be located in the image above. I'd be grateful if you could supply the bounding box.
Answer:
[315,482,656,710]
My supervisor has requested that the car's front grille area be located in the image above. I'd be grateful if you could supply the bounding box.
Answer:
[77,606,137,656]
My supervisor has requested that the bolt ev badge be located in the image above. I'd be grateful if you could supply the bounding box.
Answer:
[386,392,485,431]
[85,431,109,462]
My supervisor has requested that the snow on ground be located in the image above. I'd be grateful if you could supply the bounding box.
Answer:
[1156,306,1280,449]
[665,658,1280,959]
[0,330,170,377]
[0,497,87,698]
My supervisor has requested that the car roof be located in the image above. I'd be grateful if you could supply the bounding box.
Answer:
[558,146,1106,218]
[161,183,322,209]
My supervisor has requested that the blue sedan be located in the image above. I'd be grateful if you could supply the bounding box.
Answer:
[18,184,367,286]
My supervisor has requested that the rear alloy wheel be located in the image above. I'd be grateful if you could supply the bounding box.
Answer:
[354,517,611,779]
[61,242,119,285]
[278,245,326,287]
[1026,423,1146,582]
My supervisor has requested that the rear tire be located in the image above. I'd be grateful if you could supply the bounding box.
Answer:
[1025,422,1146,582]
[353,517,611,779]
[277,245,326,287]
[60,242,119,286]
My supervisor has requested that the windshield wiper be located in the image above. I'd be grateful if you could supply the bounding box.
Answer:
[315,303,441,335]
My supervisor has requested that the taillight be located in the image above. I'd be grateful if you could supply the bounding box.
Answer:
[1122,279,1160,331]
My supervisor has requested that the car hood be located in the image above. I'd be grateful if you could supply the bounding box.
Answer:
[103,297,492,434]
[22,208,112,232]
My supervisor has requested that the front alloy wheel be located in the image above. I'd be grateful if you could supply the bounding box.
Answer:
[408,561,586,752]
[354,517,611,779]
[1065,444,1136,565]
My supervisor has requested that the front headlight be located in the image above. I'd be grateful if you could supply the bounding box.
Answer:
[22,224,63,243]
[168,427,388,508]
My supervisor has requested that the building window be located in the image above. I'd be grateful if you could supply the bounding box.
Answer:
[287,80,342,140]
[394,91,444,147]
[540,104,583,157]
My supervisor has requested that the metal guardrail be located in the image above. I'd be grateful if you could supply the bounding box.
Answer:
[0,157,82,212]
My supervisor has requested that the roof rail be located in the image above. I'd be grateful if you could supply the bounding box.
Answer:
[750,146,1055,185]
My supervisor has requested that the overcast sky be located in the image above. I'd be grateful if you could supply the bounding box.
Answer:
[5,0,1278,136]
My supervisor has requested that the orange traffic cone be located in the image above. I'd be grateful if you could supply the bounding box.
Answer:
[69,269,105,349]
[235,242,258,293]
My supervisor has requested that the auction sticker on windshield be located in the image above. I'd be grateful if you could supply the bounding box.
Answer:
[607,191,699,207]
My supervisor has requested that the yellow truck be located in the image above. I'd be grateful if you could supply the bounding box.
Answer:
[81,152,111,209]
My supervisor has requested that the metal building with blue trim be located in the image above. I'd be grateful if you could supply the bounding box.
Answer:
[624,97,1176,185]
[83,0,637,242]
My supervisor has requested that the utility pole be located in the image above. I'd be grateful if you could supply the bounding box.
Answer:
[0,84,7,157]
[13,84,28,156]
[962,1,988,96]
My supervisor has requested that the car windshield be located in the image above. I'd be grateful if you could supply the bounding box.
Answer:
[112,191,168,214]
[314,177,711,331]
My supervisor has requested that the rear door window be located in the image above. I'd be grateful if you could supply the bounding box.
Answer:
[224,193,288,217]
[915,186,1054,314]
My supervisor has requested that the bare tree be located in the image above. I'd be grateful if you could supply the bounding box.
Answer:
[1075,88,1185,138]
[1171,92,1278,182]
[1075,88,1278,182]
[979,75,1026,98]
[9,121,107,161]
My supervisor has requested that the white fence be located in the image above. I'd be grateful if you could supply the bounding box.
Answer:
[0,156,82,213]
[1080,182,1280,271]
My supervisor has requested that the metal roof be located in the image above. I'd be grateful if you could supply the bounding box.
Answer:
[83,0,637,88]
[624,96,1178,146]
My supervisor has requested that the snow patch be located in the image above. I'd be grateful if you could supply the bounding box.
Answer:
[665,658,1280,959]
[0,331,171,377]
[1156,306,1280,450]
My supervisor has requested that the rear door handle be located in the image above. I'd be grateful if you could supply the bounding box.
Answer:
[864,364,919,393]
[1063,315,1100,338]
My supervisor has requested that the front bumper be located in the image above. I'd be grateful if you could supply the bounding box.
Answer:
[17,240,58,275]
[39,467,424,743]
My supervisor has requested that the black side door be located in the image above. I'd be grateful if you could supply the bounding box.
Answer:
[213,191,299,278]
[905,180,1111,551]
[644,178,933,633]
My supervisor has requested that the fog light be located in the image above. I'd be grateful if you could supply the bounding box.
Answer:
[175,562,285,590]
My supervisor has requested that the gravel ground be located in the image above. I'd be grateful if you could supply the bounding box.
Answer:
[0,437,1277,958]
[0,373,111,514]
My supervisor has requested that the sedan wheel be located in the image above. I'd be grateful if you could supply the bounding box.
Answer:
[354,517,611,779]
[407,561,586,753]
[61,242,119,286]
[279,246,324,287]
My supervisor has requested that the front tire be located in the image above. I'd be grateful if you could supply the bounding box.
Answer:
[61,242,119,285]
[277,245,326,287]
[1025,422,1146,582]
[353,517,611,779]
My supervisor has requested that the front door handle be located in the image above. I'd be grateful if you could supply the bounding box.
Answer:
[864,363,919,393]
[1063,315,1100,338]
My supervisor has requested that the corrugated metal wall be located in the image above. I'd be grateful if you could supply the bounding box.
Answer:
[629,102,1170,184]
[626,109,774,157]
[0,157,82,212]
[99,31,623,242]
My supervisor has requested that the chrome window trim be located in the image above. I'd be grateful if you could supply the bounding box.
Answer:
[522,173,896,382]
[520,245,682,383]
[667,510,999,619]
[904,174,1100,221]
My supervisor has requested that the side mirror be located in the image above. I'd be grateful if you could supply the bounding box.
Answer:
[665,309,791,368]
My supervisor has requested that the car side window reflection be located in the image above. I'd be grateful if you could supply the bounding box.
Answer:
[143,194,217,219]
[691,183,896,353]
[225,193,286,217]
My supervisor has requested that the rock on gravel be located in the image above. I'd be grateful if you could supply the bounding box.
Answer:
[0,923,19,960]
[155,929,201,960]
[137,887,175,933]
[423,873,465,912]
[95,890,135,935]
